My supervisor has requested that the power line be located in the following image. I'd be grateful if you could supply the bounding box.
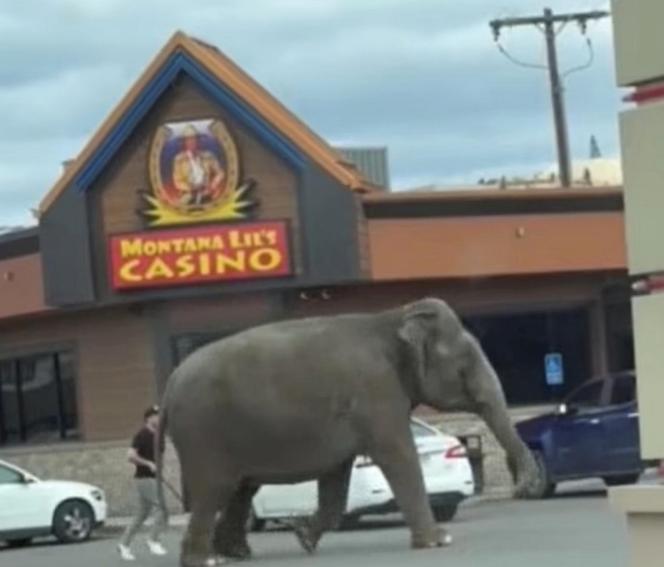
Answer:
[489,8,609,188]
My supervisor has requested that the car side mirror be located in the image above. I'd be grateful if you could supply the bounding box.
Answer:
[557,403,578,417]
[20,473,35,484]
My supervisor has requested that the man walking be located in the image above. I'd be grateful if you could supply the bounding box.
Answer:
[117,405,167,561]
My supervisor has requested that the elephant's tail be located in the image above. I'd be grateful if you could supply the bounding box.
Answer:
[155,388,170,523]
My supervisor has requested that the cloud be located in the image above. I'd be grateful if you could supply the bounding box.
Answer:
[0,0,621,223]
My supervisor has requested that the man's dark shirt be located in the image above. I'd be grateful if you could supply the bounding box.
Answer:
[131,426,157,479]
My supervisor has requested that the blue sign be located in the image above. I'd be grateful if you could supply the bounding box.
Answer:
[545,353,564,386]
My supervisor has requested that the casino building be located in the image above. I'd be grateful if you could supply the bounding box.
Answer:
[0,32,632,510]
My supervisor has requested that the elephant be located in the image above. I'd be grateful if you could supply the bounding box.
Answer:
[156,297,539,567]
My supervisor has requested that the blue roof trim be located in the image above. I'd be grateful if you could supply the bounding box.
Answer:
[74,51,305,192]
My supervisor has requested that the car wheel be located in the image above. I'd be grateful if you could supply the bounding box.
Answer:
[52,500,94,544]
[433,504,458,523]
[7,538,32,548]
[604,474,640,487]
[530,450,556,499]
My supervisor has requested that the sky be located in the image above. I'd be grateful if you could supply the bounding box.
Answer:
[1,0,620,226]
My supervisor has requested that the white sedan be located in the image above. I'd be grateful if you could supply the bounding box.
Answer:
[251,418,475,529]
[0,459,107,548]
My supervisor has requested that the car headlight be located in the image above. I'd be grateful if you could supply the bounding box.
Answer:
[91,489,105,502]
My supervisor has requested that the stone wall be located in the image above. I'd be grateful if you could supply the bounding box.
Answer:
[1,407,549,517]
[2,440,184,517]
[423,408,549,496]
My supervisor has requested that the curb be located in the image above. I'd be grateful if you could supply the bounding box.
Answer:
[98,515,190,535]
[99,489,512,534]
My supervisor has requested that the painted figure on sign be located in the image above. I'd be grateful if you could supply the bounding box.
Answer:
[145,118,254,226]
[172,125,226,207]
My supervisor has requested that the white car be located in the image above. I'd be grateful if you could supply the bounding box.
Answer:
[251,418,475,529]
[0,459,107,548]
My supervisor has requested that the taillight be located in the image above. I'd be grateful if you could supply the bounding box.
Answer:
[445,445,467,459]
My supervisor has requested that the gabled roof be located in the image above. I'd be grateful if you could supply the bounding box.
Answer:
[39,31,373,214]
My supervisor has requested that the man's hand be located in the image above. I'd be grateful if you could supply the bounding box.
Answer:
[127,448,157,472]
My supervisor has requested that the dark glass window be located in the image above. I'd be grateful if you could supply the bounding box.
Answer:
[410,421,436,438]
[610,375,636,406]
[566,380,604,409]
[172,332,228,365]
[58,351,79,436]
[463,308,591,406]
[0,362,21,444]
[0,464,22,484]
[0,351,78,446]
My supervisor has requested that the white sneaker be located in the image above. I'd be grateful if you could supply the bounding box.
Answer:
[117,543,136,561]
[147,539,168,556]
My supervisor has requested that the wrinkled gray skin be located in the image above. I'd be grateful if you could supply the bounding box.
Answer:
[156,298,539,567]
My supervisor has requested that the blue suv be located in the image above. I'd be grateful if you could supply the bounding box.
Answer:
[515,371,643,498]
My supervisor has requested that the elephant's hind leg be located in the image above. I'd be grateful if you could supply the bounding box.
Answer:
[293,459,353,554]
[181,473,239,567]
[213,483,259,560]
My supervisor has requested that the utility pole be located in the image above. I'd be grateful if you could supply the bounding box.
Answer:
[489,8,609,188]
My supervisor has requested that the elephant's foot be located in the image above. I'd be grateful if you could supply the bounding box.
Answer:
[513,454,542,499]
[410,526,453,549]
[213,517,252,560]
[292,518,321,554]
[514,479,535,499]
[514,469,541,499]
[214,539,252,561]
[180,554,227,567]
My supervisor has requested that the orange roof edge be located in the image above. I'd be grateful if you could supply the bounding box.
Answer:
[38,31,371,215]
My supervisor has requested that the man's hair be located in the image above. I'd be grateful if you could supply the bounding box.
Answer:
[144,405,159,420]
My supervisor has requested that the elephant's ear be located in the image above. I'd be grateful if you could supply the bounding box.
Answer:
[397,300,441,380]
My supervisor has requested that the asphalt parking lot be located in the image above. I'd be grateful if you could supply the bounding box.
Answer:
[2,481,631,567]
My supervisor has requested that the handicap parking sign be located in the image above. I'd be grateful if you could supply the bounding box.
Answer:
[545,353,564,386]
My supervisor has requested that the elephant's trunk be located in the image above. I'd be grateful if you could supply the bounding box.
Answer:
[468,345,539,498]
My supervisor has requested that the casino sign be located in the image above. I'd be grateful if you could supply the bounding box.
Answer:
[108,117,293,291]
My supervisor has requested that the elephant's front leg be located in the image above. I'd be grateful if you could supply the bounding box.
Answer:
[213,483,259,560]
[477,402,538,498]
[293,459,353,554]
[370,430,451,549]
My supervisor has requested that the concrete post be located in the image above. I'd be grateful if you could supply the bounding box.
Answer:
[609,2,664,564]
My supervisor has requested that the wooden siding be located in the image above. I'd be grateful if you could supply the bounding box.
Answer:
[367,212,627,281]
[286,274,616,320]
[90,75,302,297]
[166,292,275,335]
[0,307,156,441]
[0,254,50,320]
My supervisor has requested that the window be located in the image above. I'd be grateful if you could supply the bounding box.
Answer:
[172,332,229,365]
[0,351,78,446]
[463,308,591,406]
[610,375,636,406]
[566,380,604,409]
[0,464,22,484]
[410,421,436,439]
